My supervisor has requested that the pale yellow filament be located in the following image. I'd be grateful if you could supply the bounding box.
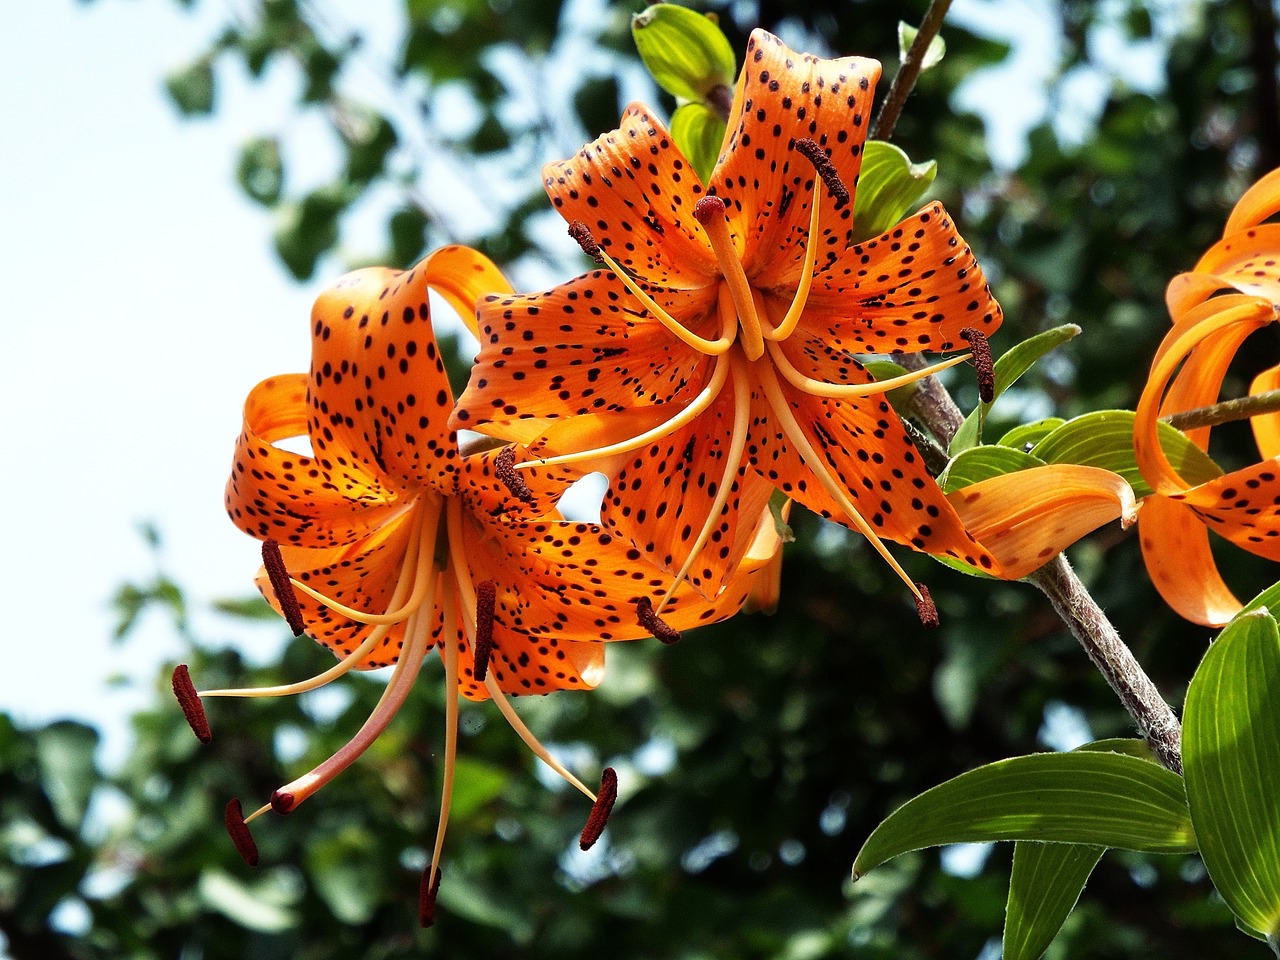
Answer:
[655,353,753,614]
[755,361,923,601]
[767,341,973,399]
[445,499,598,802]
[427,588,462,886]
[764,177,825,342]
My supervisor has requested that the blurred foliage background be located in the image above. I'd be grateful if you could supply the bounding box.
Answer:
[8,0,1280,956]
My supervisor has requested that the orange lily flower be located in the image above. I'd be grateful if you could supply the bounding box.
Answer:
[1135,168,1280,626]
[184,248,770,923]
[453,29,1002,612]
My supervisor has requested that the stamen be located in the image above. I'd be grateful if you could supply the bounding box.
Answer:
[473,579,496,682]
[795,138,850,206]
[419,865,443,927]
[171,664,211,743]
[636,596,681,644]
[764,174,824,343]
[224,798,259,867]
[568,221,604,263]
[262,539,306,636]
[515,356,730,472]
[495,447,534,503]
[579,767,619,850]
[425,597,462,914]
[914,582,939,628]
[960,328,995,403]
[767,337,972,398]
[694,195,765,360]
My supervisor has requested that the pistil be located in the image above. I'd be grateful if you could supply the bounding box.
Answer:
[693,196,766,360]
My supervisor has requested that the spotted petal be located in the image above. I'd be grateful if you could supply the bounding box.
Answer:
[1167,224,1280,317]
[1225,166,1280,234]
[419,244,513,339]
[226,374,405,548]
[309,266,461,498]
[1167,461,1280,562]
[714,29,880,286]
[1138,494,1242,627]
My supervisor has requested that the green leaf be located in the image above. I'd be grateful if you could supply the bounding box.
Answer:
[997,418,1065,451]
[632,3,735,103]
[864,359,918,411]
[35,722,99,831]
[950,324,1081,454]
[1028,410,1222,499]
[852,141,937,243]
[165,58,215,115]
[1183,609,1280,940]
[448,756,509,820]
[670,102,725,185]
[236,136,283,206]
[898,22,947,72]
[1074,738,1159,763]
[940,445,1045,493]
[852,752,1196,879]
[1004,841,1104,960]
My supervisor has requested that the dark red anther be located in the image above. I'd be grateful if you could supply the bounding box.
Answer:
[693,194,727,225]
[795,138,851,206]
[568,221,603,263]
[495,446,534,503]
[579,767,619,850]
[915,582,939,629]
[224,798,259,867]
[960,327,995,404]
[261,539,306,636]
[270,789,296,815]
[635,596,681,644]
[171,664,211,744]
[419,865,443,927]
[473,580,496,682]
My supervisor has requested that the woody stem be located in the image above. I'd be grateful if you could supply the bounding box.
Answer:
[893,354,1184,773]
[1162,387,1280,432]
[870,0,955,141]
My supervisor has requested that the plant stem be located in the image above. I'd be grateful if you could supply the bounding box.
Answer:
[1162,387,1280,432]
[870,0,955,141]
[894,353,1185,773]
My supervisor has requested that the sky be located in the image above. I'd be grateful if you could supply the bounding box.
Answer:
[0,0,1169,771]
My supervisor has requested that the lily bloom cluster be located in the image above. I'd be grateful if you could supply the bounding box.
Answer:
[1135,168,1280,625]
[177,28,1121,927]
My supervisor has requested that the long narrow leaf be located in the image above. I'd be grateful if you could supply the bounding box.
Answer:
[852,752,1195,879]
[1004,841,1104,960]
[1183,610,1280,942]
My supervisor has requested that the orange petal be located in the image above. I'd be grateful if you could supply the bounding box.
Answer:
[1170,460,1280,562]
[542,104,717,287]
[796,204,1002,354]
[1251,365,1280,459]
[741,500,788,614]
[456,445,579,522]
[1134,296,1275,495]
[1224,166,1280,234]
[452,270,717,445]
[225,374,405,548]
[309,265,460,498]
[749,363,999,573]
[1138,494,1241,627]
[946,465,1137,579]
[1167,223,1280,314]
[420,244,512,340]
[597,387,777,596]
[714,29,881,285]
[259,514,419,669]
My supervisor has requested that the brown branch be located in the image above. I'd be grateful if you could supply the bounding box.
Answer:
[871,0,956,142]
[1162,387,1280,432]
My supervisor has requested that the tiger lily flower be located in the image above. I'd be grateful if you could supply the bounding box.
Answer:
[186,248,771,923]
[453,29,1003,613]
[1135,167,1280,626]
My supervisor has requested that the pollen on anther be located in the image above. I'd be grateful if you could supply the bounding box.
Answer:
[568,220,604,263]
[261,539,307,635]
[225,798,260,867]
[171,664,211,744]
[795,138,851,206]
[495,447,534,503]
[914,582,939,629]
[473,579,496,682]
[579,767,619,850]
[960,327,995,403]
[635,596,681,644]
[419,865,443,927]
